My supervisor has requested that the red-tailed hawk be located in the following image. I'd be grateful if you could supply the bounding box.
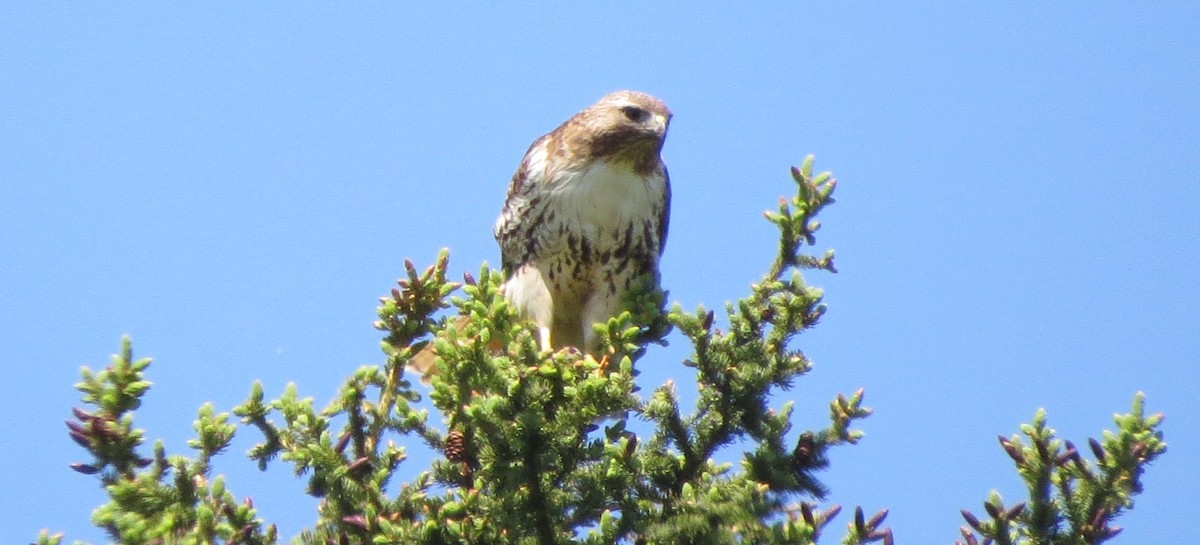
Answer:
[495,90,672,353]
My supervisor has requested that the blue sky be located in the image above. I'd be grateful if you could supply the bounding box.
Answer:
[2,4,1197,544]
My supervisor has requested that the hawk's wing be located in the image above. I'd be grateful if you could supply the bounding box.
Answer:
[657,164,670,256]
[494,133,553,274]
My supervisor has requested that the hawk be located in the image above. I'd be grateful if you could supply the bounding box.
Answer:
[495,90,672,354]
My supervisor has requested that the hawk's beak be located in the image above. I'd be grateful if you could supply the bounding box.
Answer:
[654,113,671,135]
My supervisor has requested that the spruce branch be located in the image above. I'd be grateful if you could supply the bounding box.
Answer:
[66,337,275,545]
[958,393,1166,545]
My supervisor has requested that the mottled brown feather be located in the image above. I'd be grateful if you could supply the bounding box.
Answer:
[411,90,673,382]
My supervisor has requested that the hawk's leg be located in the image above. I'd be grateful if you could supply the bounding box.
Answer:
[580,282,623,356]
[504,264,555,352]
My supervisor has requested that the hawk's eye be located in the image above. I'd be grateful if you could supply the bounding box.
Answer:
[621,106,648,123]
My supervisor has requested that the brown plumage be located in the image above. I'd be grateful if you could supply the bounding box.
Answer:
[495,90,672,352]
[407,91,672,383]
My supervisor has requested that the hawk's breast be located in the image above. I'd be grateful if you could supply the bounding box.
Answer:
[549,160,666,242]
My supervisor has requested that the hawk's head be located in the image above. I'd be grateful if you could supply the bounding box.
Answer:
[567,90,672,175]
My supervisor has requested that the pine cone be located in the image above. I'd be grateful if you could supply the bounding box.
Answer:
[445,430,466,462]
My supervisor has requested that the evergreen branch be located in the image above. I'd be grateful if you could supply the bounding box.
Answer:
[66,338,276,545]
[959,393,1166,545]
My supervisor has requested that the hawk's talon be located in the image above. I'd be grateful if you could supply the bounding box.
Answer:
[556,346,583,359]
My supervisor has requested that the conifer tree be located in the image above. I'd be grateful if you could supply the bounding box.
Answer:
[44,157,1164,545]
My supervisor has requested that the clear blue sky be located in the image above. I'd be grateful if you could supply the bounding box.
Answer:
[2,4,1196,544]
